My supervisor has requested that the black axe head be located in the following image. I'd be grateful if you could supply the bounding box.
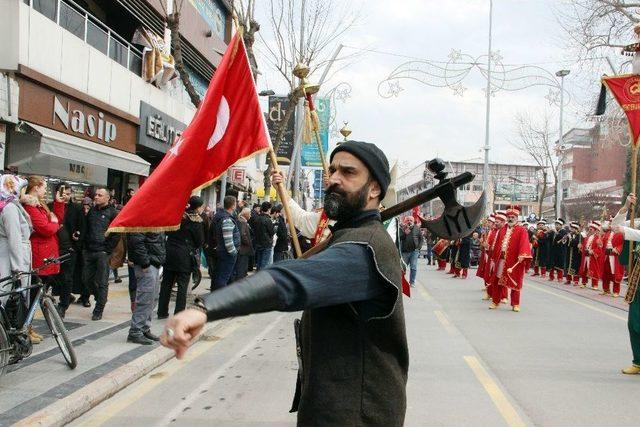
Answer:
[422,158,486,240]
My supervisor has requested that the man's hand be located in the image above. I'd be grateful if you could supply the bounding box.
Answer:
[270,170,285,187]
[160,309,208,359]
[54,192,65,203]
[626,193,637,209]
[612,225,623,234]
[507,268,513,274]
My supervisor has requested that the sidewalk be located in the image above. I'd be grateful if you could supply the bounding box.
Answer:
[526,272,630,313]
[0,269,213,426]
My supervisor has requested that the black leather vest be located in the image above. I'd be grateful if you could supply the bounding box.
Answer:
[293,218,409,427]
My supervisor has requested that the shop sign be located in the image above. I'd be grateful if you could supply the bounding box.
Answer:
[495,182,538,202]
[189,0,227,40]
[17,77,137,153]
[230,167,245,183]
[138,102,187,154]
[53,96,117,143]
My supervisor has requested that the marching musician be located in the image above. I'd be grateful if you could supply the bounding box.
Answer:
[578,221,604,289]
[488,205,532,312]
[601,219,624,297]
[476,215,496,297]
[564,221,583,286]
[547,219,568,282]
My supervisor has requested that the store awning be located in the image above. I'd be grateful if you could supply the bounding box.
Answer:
[25,122,150,176]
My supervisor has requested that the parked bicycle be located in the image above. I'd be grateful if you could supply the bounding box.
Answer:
[0,253,77,378]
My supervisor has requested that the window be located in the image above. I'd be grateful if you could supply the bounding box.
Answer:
[109,37,128,68]
[59,1,85,40]
[87,18,108,54]
[32,0,57,21]
[129,51,142,75]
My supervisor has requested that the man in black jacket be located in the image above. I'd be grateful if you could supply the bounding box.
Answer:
[50,184,84,318]
[400,216,423,287]
[127,232,166,345]
[272,204,289,263]
[157,196,205,317]
[83,188,119,321]
[253,202,275,270]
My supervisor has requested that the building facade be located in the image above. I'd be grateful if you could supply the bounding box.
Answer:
[0,0,231,204]
[558,125,626,218]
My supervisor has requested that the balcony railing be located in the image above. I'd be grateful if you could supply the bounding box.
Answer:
[25,0,143,76]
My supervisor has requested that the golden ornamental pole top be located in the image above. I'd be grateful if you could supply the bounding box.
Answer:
[338,122,352,144]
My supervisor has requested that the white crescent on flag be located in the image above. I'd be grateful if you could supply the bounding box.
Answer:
[208,96,230,150]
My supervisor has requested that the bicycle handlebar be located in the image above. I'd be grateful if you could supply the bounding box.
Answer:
[0,252,72,286]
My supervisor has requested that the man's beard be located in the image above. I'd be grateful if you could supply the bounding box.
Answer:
[324,182,370,221]
[507,219,517,226]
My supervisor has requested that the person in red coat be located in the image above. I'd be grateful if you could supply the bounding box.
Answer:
[21,176,65,342]
[22,176,65,277]
[578,221,604,290]
[600,223,624,297]
[488,206,532,312]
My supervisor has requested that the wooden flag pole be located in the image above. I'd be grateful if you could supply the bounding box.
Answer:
[628,143,639,276]
[268,148,303,257]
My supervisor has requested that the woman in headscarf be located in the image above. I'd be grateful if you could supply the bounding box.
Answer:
[0,174,35,340]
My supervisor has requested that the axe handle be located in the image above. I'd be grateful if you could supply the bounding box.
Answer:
[300,172,476,259]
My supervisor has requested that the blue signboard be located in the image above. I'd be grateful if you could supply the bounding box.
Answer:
[189,0,227,41]
[301,98,330,168]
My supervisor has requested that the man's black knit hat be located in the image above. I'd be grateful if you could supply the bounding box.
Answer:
[330,140,390,199]
[188,195,204,211]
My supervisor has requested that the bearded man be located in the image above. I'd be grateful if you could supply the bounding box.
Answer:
[161,141,408,426]
[488,205,532,312]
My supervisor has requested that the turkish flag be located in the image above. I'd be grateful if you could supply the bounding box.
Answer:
[109,33,269,233]
[602,75,640,147]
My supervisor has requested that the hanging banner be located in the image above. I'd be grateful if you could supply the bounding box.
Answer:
[602,75,640,146]
[267,96,296,165]
[301,98,330,167]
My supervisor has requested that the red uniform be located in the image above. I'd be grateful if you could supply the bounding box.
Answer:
[578,233,604,289]
[482,228,498,284]
[476,229,492,279]
[489,224,532,307]
[601,230,624,295]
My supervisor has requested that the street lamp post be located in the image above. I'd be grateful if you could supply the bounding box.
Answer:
[482,0,493,212]
[555,69,570,219]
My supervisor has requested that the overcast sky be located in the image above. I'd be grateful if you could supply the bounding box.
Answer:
[252,0,612,180]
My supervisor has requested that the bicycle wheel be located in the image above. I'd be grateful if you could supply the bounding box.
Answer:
[0,323,10,377]
[41,297,77,369]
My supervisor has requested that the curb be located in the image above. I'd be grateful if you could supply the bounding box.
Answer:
[12,320,228,427]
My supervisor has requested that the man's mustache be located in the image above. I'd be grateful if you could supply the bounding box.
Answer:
[325,185,347,198]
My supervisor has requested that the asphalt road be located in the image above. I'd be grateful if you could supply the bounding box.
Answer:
[70,260,638,427]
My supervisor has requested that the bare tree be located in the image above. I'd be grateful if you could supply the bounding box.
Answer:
[564,190,619,221]
[156,0,202,108]
[234,0,261,81]
[556,0,639,68]
[512,111,559,217]
[257,0,361,199]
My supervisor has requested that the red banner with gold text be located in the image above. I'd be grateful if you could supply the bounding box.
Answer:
[602,75,640,147]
